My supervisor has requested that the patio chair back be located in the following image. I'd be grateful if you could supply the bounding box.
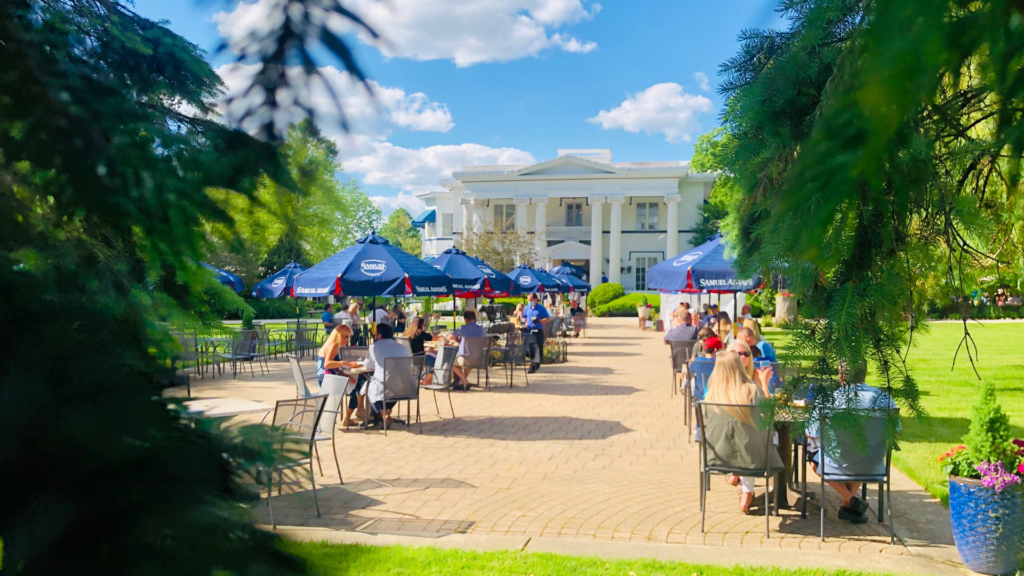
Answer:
[287,353,311,397]
[232,330,258,358]
[669,339,698,373]
[317,374,350,434]
[339,346,369,363]
[173,331,201,363]
[271,395,328,451]
[460,336,490,370]
[382,356,423,402]
[689,357,716,400]
[818,408,898,481]
[695,400,778,537]
[432,345,458,388]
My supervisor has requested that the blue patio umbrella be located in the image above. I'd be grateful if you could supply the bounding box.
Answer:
[549,261,587,280]
[552,271,590,293]
[201,262,245,293]
[427,248,517,297]
[290,232,452,298]
[252,261,306,298]
[646,235,761,294]
[507,264,564,294]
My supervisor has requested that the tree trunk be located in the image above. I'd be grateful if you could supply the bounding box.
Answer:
[775,294,797,324]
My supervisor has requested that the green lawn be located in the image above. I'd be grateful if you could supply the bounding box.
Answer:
[770,321,1024,505]
[287,542,894,576]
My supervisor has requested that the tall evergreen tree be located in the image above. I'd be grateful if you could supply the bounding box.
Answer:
[720,0,1024,411]
[0,1,373,574]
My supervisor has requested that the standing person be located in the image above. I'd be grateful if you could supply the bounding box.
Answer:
[522,293,550,373]
[362,323,412,429]
[392,304,406,333]
[600,273,608,284]
[703,351,784,513]
[321,303,336,333]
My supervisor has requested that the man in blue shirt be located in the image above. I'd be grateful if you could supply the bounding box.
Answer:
[522,292,550,373]
[321,303,335,333]
[738,326,777,361]
[805,361,900,524]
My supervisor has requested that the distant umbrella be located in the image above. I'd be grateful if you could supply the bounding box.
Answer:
[291,232,452,297]
[508,264,564,294]
[252,262,305,298]
[549,261,587,280]
[427,248,518,297]
[201,262,245,293]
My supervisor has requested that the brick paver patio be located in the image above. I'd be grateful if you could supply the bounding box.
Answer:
[174,318,961,571]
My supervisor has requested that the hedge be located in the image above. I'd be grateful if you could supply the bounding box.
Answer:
[588,283,624,309]
[594,293,661,317]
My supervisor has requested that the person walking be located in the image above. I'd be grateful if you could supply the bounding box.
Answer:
[521,292,550,373]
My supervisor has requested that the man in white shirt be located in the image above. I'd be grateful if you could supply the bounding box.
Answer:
[362,323,412,428]
[741,304,754,320]
[370,305,390,325]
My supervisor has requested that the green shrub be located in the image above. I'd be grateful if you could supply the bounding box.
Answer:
[594,293,661,317]
[587,283,624,308]
[247,298,311,320]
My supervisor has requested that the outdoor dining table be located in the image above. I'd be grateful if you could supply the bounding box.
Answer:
[773,399,810,516]
[184,397,274,418]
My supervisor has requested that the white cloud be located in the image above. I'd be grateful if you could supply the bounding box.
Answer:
[694,72,710,92]
[588,83,714,143]
[213,0,601,67]
[346,142,537,194]
[214,63,452,141]
[370,192,428,216]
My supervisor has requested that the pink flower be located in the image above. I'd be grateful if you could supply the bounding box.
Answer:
[1018,461,1024,475]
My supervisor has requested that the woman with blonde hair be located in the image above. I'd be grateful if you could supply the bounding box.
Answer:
[512,302,525,328]
[729,340,773,398]
[742,318,762,341]
[703,351,783,512]
[316,324,365,425]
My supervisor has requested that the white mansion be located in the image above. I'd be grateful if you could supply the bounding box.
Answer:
[413,149,716,291]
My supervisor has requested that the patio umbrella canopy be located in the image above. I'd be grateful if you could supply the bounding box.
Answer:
[201,262,245,293]
[251,261,305,298]
[552,271,590,293]
[427,248,517,297]
[646,235,760,293]
[291,232,453,297]
[549,260,587,279]
[508,264,563,294]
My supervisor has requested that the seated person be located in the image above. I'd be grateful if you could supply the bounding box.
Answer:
[693,327,723,359]
[451,310,488,389]
[403,317,444,386]
[729,340,773,399]
[805,360,900,524]
[740,304,754,320]
[703,351,784,513]
[716,312,735,346]
[699,303,720,329]
[569,300,585,337]
[321,303,336,332]
[735,327,764,360]
[363,323,412,429]
[664,312,700,343]
[316,324,364,426]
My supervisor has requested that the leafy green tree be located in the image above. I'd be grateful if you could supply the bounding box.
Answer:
[0,0,373,574]
[688,128,739,246]
[379,208,422,256]
[205,122,382,286]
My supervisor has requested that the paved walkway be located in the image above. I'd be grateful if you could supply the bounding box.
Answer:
[174,318,964,575]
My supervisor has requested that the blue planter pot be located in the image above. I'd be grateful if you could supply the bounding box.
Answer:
[949,476,1024,575]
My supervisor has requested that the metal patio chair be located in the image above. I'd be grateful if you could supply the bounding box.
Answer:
[220,329,258,378]
[259,394,329,528]
[422,345,458,418]
[380,356,425,435]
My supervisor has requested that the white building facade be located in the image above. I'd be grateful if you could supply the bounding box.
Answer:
[414,149,716,291]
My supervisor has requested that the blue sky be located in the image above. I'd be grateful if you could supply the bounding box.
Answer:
[134,0,785,214]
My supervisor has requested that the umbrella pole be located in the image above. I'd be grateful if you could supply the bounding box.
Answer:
[733,291,738,330]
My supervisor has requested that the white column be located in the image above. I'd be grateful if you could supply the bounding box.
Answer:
[472,199,484,232]
[589,196,605,284]
[514,197,530,232]
[665,194,681,258]
[459,198,472,239]
[608,196,625,285]
[532,197,548,267]
[424,221,434,238]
